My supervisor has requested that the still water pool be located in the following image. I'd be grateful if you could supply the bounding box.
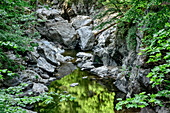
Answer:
[39,68,115,113]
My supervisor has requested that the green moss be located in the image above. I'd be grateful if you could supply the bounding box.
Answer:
[126,26,137,50]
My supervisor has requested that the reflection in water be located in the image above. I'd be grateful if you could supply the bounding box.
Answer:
[40,68,115,113]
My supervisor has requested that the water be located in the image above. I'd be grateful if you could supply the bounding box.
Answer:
[37,50,141,113]
[39,68,115,113]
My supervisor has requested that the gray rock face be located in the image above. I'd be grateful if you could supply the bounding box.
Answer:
[32,83,48,94]
[37,8,61,19]
[71,15,93,29]
[40,74,50,79]
[77,26,94,50]
[90,66,108,77]
[76,52,94,68]
[37,57,56,73]
[93,29,119,66]
[21,70,42,82]
[156,106,170,113]
[114,75,128,93]
[76,52,93,58]
[140,107,156,113]
[38,39,65,65]
[46,21,78,49]
[81,62,94,70]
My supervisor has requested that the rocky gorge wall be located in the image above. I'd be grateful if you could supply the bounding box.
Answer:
[35,4,151,101]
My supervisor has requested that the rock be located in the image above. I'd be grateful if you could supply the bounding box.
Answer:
[76,52,94,68]
[114,75,128,93]
[37,8,61,19]
[82,76,88,79]
[38,39,65,65]
[140,107,156,113]
[64,56,74,62]
[46,21,78,49]
[76,52,93,58]
[77,26,94,50]
[39,79,49,84]
[156,105,170,113]
[32,83,48,95]
[109,67,119,78]
[71,15,93,29]
[40,74,50,79]
[63,91,68,93]
[81,62,94,70]
[137,69,150,88]
[90,66,108,77]
[70,83,79,87]
[97,29,111,47]
[21,70,42,83]
[3,76,20,87]
[37,57,56,73]
[24,109,37,113]
[48,77,57,82]
[56,62,77,78]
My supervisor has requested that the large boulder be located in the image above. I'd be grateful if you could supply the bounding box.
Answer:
[38,39,65,65]
[37,57,56,73]
[71,15,93,29]
[77,26,94,50]
[46,21,78,49]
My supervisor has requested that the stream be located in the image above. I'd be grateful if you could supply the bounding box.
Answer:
[37,50,141,113]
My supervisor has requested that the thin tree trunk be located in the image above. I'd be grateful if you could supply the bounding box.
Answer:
[35,0,39,11]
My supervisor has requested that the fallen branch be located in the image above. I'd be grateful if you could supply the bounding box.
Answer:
[94,22,117,37]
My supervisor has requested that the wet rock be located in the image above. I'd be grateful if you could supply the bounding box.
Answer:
[71,15,93,29]
[57,62,77,78]
[32,83,48,95]
[37,57,56,73]
[77,26,94,50]
[70,83,79,87]
[90,66,108,77]
[48,77,57,82]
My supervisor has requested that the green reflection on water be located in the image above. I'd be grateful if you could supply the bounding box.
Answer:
[41,68,115,113]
